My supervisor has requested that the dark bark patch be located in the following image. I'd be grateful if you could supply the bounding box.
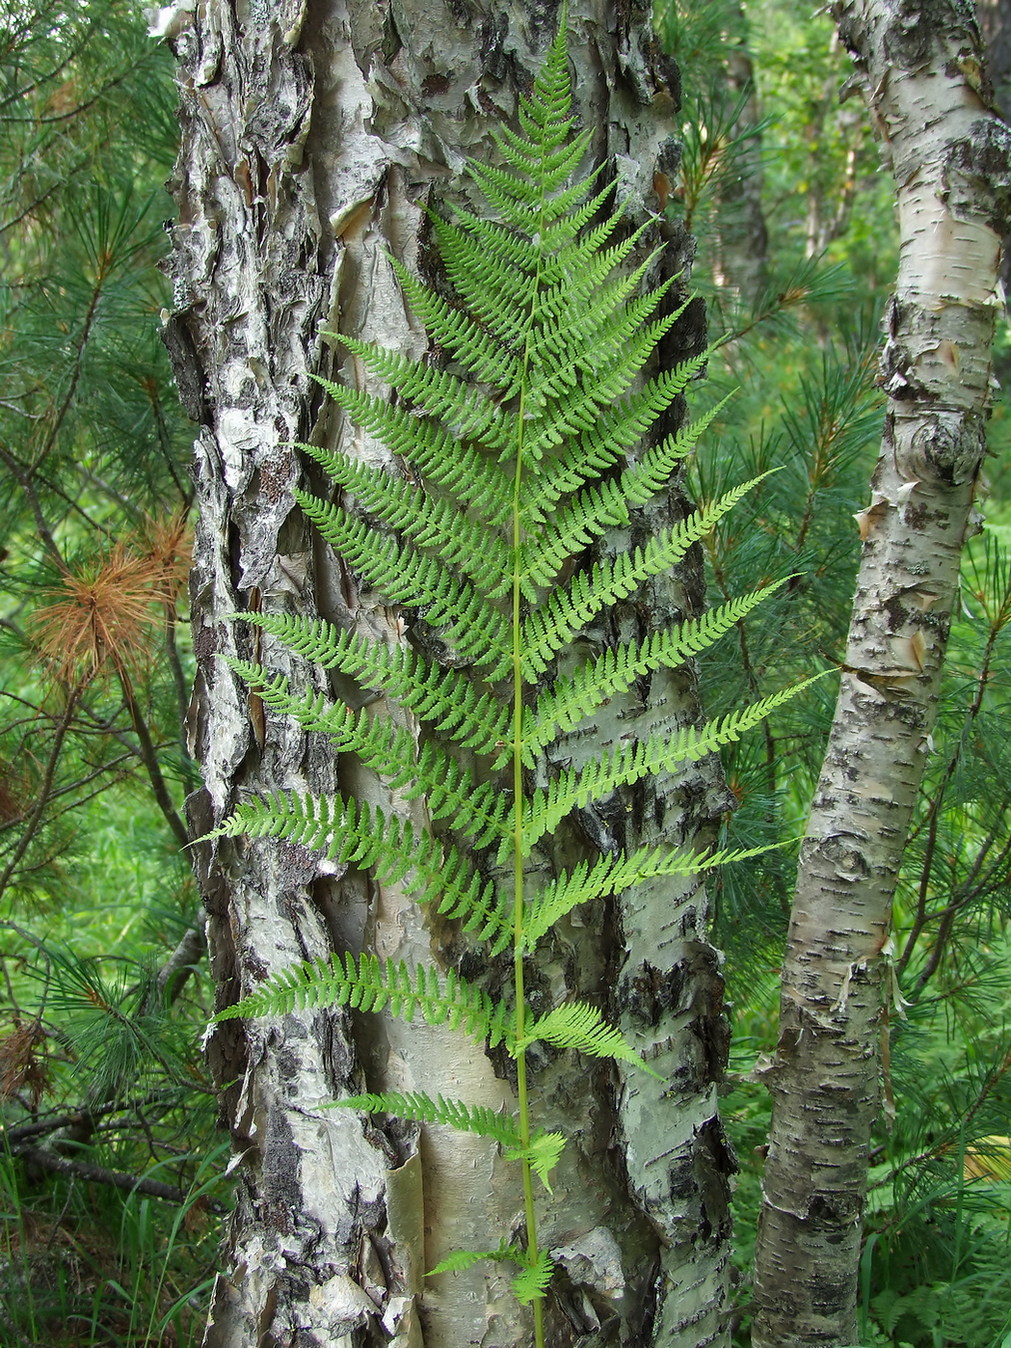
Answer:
[261,1107,304,1234]
[620,942,725,1033]
[421,73,452,98]
[916,414,986,485]
[944,117,1011,234]
[884,594,908,631]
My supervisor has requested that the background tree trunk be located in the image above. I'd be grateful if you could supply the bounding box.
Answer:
[167,2,737,1344]
[750,1,1011,1344]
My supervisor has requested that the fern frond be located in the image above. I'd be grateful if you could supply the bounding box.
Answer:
[522,675,825,853]
[523,317,685,460]
[294,491,510,671]
[522,840,794,951]
[224,661,511,847]
[429,215,544,348]
[522,348,716,523]
[521,475,771,679]
[335,335,510,452]
[428,1242,519,1278]
[504,1130,567,1194]
[466,161,598,236]
[292,451,511,600]
[522,580,790,757]
[493,122,592,192]
[620,394,734,507]
[231,612,512,752]
[519,1001,660,1078]
[520,401,723,588]
[207,792,511,951]
[302,389,513,528]
[213,952,514,1050]
[524,268,675,390]
[520,399,730,584]
[388,255,522,389]
[331,1091,521,1147]
[511,1250,555,1305]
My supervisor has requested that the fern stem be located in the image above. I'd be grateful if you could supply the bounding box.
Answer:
[508,101,553,1344]
[512,367,545,1348]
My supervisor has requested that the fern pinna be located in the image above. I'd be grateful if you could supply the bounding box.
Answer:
[207,24,810,1342]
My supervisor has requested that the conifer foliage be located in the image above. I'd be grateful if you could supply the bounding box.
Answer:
[207,22,811,1340]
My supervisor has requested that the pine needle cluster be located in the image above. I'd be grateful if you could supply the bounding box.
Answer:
[206,21,812,1338]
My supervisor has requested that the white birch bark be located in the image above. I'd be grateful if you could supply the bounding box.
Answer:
[164,3,737,1344]
[750,2,1011,1344]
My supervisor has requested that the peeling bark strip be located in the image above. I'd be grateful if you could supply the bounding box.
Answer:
[751,3,1011,1346]
[166,3,735,1346]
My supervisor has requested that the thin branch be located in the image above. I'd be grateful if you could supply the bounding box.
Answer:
[7,1142,229,1211]
[0,684,83,899]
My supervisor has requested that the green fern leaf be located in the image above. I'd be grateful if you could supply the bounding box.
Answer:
[223,661,511,847]
[522,675,826,854]
[290,449,512,600]
[522,840,795,951]
[206,792,511,951]
[511,1250,555,1305]
[294,491,509,670]
[521,580,791,759]
[521,475,773,680]
[330,1091,521,1148]
[428,1243,519,1278]
[619,394,734,507]
[522,348,715,523]
[333,335,510,452]
[230,613,512,752]
[504,1130,567,1194]
[212,952,514,1050]
[519,1001,660,1078]
[303,386,513,527]
[387,254,522,389]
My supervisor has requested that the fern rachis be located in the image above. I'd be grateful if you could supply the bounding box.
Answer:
[206,23,813,1343]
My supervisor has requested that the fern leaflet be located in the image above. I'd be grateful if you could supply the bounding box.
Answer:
[213,952,514,1050]
[331,1091,521,1147]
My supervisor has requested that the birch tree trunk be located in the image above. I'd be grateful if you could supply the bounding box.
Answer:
[750,2,1011,1344]
[164,3,737,1345]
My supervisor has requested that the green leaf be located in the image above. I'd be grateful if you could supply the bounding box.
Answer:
[505,1130,566,1193]
[428,1242,518,1278]
[330,1091,521,1148]
[521,579,791,758]
[522,840,795,952]
[206,791,511,952]
[511,1250,555,1305]
[212,952,514,1051]
[519,1001,661,1079]
[521,475,774,680]
[522,674,828,853]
